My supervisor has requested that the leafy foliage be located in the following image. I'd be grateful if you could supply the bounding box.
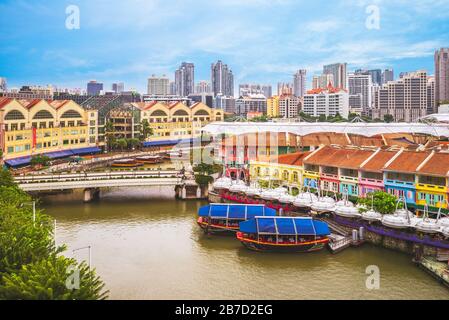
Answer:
[140,119,153,141]
[0,179,108,300]
[357,191,402,215]
[0,255,108,300]
[30,155,51,167]
[0,168,15,188]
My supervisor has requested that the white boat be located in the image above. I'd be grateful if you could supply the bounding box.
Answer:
[260,189,279,201]
[292,189,318,208]
[436,203,449,228]
[360,194,382,221]
[213,177,233,190]
[414,206,440,234]
[310,190,336,213]
[229,180,248,193]
[278,193,296,204]
[361,209,383,221]
[245,183,262,197]
[381,198,413,229]
[442,227,449,238]
[333,194,360,218]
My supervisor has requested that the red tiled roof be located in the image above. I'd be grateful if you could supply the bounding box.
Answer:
[384,151,430,173]
[304,146,375,169]
[416,152,449,177]
[0,97,12,109]
[360,150,398,173]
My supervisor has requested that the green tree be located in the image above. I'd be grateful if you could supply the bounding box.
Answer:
[383,114,394,123]
[127,138,141,150]
[0,255,108,300]
[140,119,153,142]
[30,155,51,167]
[0,168,15,187]
[357,191,402,215]
[105,121,116,151]
[116,139,128,152]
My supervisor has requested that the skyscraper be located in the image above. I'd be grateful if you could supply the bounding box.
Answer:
[147,75,170,95]
[293,69,307,97]
[373,70,427,122]
[348,73,373,115]
[435,48,449,106]
[382,69,394,84]
[195,80,212,94]
[211,60,234,97]
[175,62,195,97]
[323,63,347,89]
[312,74,334,89]
[427,76,436,115]
[112,82,124,94]
[277,82,293,95]
[87,80,103,96]
[0,77,7,93]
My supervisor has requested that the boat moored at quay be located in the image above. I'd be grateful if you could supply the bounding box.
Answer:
[237,216,330,253]
[197,203,276,234]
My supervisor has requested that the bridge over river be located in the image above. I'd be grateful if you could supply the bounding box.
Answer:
[15,170,204,202]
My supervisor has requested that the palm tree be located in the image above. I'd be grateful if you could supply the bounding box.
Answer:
[140,119,153,142]
[116,138,128,152]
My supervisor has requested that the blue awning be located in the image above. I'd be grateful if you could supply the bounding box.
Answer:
[71,147,101,156]
[45,150,74,159]
[5,156,32,167]
[198,204,277,220]
[239,217,330,236]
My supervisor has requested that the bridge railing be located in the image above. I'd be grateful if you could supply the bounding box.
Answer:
[15,170,183,184]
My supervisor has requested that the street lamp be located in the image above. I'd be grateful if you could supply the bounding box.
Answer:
[72,246,92,270]
[21,201,36,227]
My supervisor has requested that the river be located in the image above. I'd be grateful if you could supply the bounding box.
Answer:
[41,187,449,300]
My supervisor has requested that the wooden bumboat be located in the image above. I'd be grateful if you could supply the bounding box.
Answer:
[237,216,330,253]
[197,204,277,234]
[111,159,144,168]
[135,155,163,164]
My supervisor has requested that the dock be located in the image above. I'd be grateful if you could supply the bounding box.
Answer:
[322,218,365,254]
[417,257,449,288]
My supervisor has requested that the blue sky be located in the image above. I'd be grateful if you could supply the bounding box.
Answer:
[1,0,449,93]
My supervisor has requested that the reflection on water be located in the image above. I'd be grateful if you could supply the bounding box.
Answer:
[41,187,449,300]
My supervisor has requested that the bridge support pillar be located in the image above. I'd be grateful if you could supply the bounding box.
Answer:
[84,188,100,203]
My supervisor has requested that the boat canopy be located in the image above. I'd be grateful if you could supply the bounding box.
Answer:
[239,217,330,236]
[198,204,276,220]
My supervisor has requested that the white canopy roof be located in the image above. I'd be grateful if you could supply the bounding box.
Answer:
[202,122,449,138]
[418,113,449,124]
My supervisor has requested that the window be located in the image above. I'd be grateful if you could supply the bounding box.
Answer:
[33,110,54,120]
[61,110,82,118]
[7,146,13,153]
[63,140,69,145]
[5,110,25,120]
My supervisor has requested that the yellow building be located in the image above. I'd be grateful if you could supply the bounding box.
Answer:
[249,152,310,193]
[132,101,224,144]
[267,96,280,117]
[0,98,100,165]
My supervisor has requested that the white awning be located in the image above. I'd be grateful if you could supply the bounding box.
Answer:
[201,122,449,138]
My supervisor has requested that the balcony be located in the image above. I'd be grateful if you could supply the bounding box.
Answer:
[416,183,447,193]
[385,179,415,188]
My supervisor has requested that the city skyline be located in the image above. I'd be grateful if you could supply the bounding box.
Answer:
[1,0,448,93]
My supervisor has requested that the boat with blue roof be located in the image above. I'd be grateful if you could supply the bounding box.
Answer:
[237,216,330,253]
[197,204,277,234]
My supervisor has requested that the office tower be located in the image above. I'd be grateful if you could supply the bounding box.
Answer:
[279,95,301,118]
[169,81,176,95]
[267,96,280,117]
[211,60,234,97]
[239,84,272,98]
[112,82,124,94]
[435,48,449,106]
[323,63,347,89]
[147,75,170,96]
[312,74,334,89]
[293,69,307,97]
[303,87,349,118]
[175,62,195,97]
[87,80,103,96]
[195,80,212,94]
[373,70,427,122]
[0,77,6,93]
[189,93,214,108]
[214,95,236,113]
[277,82,293,95]
[382,69,394,84]
[235,94,267,116]
[427,76,436,114]
[348,73,373,115]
